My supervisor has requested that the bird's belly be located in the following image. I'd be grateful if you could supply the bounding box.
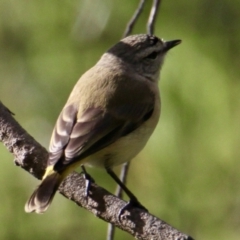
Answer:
[85,103,160,168]
[85,134,147,168]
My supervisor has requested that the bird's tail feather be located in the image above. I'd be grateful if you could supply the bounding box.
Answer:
[25,171,61,214]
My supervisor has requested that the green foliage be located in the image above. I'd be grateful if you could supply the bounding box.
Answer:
[0,0,240,239]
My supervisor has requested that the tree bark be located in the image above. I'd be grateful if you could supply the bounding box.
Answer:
[0,102,193,239]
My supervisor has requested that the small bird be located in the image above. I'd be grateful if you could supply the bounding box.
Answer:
[25,34,181,213]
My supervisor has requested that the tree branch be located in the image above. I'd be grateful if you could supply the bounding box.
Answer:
[0,102,193,240]
[0,101,47,179]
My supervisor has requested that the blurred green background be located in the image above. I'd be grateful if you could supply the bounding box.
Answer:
[0,0,239,239]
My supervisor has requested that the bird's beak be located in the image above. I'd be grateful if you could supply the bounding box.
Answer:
[164,39,182,51]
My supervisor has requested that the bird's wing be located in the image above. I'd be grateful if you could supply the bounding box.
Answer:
[48,77,155,171]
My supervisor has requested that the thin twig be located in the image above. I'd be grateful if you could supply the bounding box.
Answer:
[107,162,130,240]
[106,223,115,240]
[115,162,130,199]
[147,0,161,35]
[123,0,146,38]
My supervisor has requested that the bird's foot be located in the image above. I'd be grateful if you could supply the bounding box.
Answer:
[81,166,95,198]
[118,198,148,222]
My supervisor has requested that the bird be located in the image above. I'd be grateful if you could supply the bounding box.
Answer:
[25,34,181,213]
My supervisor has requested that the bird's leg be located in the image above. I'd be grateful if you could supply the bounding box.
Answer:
[81,165,95,198]
[105,167,148,220]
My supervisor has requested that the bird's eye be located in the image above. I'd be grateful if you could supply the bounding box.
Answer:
[145,51,159,60]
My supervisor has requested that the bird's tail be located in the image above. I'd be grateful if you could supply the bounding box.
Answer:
[25,170,62,214]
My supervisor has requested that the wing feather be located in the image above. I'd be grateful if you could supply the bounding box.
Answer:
[48,71,155,171]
